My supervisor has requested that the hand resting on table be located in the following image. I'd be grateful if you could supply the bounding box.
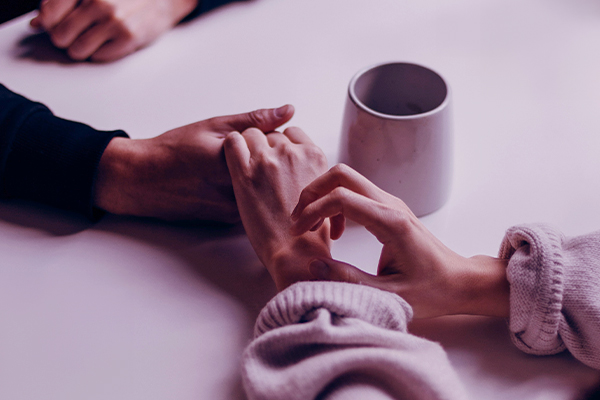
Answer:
[223,125,331,291]
[290,164,510,319]
[30,0,198,61]
[94,105,295,223]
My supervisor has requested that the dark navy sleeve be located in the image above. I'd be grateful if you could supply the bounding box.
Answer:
[184,0,250,20]
[0,84,128,219]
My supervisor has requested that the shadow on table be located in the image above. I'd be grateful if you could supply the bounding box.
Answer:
[0,200,91,235]
[410,315,600,398]
[0,201,275,400]
[0,199,276,316]
[14,31,75,64]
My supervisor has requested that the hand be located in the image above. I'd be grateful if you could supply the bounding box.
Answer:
[30,0,197,61]
[223,126,331,291]
[93,105,295,223]
[290,164,510,319]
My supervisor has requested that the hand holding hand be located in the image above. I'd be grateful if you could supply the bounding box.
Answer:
[93,105,295,223]
[290,164,509,318]
[30,0,197,61]
[224,126,331,291]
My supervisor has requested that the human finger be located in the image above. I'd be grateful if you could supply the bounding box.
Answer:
[265,132,288,147]
[67,20,114,60]
[329,213,346,240]
[48,3,102,49]
[240,127,269,154]
[215,105,295,134]
[37,0,78,31]
[223,131,251,177]
[90,35,137,62]
[291,164,385,221]
[290,186,405,243]
[306,212,345,239]
[282,126,313,145]
[30,14,42,29]
[309,258,393,293]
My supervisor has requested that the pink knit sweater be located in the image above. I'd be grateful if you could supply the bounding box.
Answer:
[242,224,600,399]
[500,224,600,369]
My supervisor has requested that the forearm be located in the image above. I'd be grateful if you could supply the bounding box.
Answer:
[269,227,332,291]
[0,84,127,218]
[93,137,148,216]
[453,255,510,318]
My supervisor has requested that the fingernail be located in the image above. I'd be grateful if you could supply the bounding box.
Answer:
[274,105,289,118]
[309,259,329,280]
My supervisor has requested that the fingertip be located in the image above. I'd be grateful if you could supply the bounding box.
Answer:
[225,130,241,139]
[330,214,346,240]
[30,16,41,28]
[309,259,330,280]
[223,131,242,150]
[274,104,294,119]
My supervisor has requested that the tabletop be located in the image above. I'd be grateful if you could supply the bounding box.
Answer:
[1,0,600,399]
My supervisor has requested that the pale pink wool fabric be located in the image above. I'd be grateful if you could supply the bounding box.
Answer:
[243,224,600,399]
[500,224,600,369]
[243,281,468,400]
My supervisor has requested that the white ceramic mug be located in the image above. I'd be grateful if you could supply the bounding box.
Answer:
[338,62,452,217]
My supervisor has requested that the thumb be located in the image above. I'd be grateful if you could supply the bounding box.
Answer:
[30,15,42,29]
[309,258,382,288]
[219,104,295,133]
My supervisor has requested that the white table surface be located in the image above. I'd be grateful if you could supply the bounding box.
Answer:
[1,1,600,399]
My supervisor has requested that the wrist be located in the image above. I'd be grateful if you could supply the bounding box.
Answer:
[93,137,147,215]
[268,229,332,291]
[453,256,510,318]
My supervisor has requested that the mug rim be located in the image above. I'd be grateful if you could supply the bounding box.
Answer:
[348,61,450,120]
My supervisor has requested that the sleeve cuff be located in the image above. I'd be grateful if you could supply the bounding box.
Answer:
[2,108,128,220]
[499,224,567,355]
[254,281,413,338]
[183,0,249,20]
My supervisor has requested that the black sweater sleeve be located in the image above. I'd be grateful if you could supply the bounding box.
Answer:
[184,0,250,20]
[0,84,128,219]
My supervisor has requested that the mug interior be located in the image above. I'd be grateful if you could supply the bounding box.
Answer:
[351,63,448,117]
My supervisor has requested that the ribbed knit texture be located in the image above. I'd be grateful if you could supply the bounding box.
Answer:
[500,224,600,369]
[243,281,468,400]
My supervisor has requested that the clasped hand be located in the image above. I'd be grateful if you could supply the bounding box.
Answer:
[31,0,197,61]
[94,105,295,223]
[289,164,510,319]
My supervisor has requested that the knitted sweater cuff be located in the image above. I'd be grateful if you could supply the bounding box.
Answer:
[254,281,413,337]
[499,224,566,355]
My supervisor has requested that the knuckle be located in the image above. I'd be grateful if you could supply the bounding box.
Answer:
[385,207,413,234]
[332,163,353,177]
[50,31,69,48]
[305,145,327,165]
[248,109,268,128]
[100,1,117,17]
[329,186,350,206]
[67,46,87,60]
[284,126,301,136]
[243,127,264,136]
[330,163,350,179]
[257,153,278,170]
